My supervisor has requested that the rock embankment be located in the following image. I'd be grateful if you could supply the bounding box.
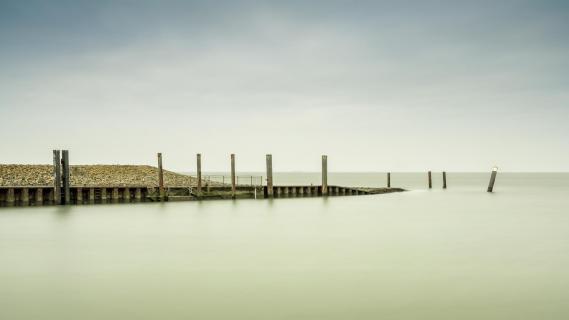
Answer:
[0,165,204,187]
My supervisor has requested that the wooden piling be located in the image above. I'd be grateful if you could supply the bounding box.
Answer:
[61,150,70,204]
[101,188,107,203]
[89,188,95,204]
[112,187,119,202]
[322,155,328,195]
[123,188,130,202]
[7,188,15,206]
[231,154,236,197]
[443,171,447,189]
[61,150,71,204]
[47,189,54,204]
[196,153,202,195]
[266,154,273,197]
[487,167,498,192]
[76,187,83,204]
[387,172,391,188]
[35,188,43,206]
[22,188,29,206]
[428,171,432,189]
[135,188,142,202]
[53,150,61,205]
[157,153,164,200]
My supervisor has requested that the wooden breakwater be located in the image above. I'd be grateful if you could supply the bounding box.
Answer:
[0,150,406,207]
[0,184,404,207]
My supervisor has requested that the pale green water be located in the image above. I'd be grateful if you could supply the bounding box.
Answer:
[1,173,569,319]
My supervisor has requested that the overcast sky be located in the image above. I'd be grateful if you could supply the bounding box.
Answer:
[1,0,568,171]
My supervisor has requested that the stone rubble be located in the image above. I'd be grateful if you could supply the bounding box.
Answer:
[0,164,213,187]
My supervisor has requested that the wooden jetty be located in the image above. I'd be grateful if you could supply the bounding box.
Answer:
[0,150,405,207]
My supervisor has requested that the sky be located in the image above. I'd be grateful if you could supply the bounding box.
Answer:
[1,0,568,172]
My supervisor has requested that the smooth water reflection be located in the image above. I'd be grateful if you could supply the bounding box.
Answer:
[1,173,569,319]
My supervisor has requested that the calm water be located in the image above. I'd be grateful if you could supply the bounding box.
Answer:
[1,173,569,320]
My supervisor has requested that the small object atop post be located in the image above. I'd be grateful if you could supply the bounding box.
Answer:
[487,166,498,192]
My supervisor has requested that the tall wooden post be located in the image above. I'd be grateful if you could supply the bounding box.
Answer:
[231,154,236,197]
[53,150,61,205]
[196,153,202,194]
[322,155,328,195]
[443,171,447,189]
[387,172,391,188]
[61,150,70,204]
[428,171,432,189]
[157,153,164,199]
[487,167,498,192]
[266,154,273,197]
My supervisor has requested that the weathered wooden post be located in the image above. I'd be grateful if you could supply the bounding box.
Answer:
[89,188,95,204]
[196,153,202,195]
[112,187,119,203]
[35,188,43,206]
[428,171,432,189]
[76,187,83,204]
[22,188,29,206]
[61,150,70,204]
[53,150,61,204]
[101,188,107,203]
[7,188,15,206]
[322,155,328,195]
[443,171,447,189]
[123,188,130,202]
[135,188,142,202]
[266,154,273,197]
[231,154,236,197]
[487,167,498,192]
[387,172,391,188]
[157,153,164,200]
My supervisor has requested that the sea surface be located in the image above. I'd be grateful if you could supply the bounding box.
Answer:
[1,172,568,320]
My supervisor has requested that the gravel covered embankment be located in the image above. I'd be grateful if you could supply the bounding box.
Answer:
[0,165,201,187]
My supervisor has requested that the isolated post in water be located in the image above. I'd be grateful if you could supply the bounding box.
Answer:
[266,154,273,197]
[443,171,447,189]
[387,172,391,188]
[53,150,61,205]
[428,171,432,189]
[61,150,70,204]
[157,153,164,199]
[322,155,328,195]
[196,153,202,195]
[487,167,498,192]
[231,154,236,197]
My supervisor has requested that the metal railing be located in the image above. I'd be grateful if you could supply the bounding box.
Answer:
[202,175,263,186]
